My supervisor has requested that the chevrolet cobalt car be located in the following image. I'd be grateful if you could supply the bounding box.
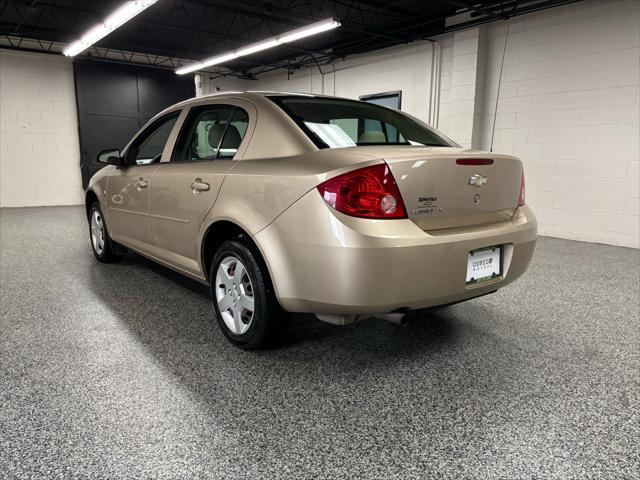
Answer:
[86,92,537,349]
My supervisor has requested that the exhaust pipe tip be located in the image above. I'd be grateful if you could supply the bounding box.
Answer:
[315,312,409,326]
[372,312,408,325]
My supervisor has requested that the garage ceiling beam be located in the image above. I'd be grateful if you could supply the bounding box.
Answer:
[186,0,415,44]
[189,0,418,26]
[439,0,509,20]
[4,0,439,73]
[323,0,422,22]
[9,0,417,69]
[3,0,588,77]
[504,0,583,17]
[0,31,293,78]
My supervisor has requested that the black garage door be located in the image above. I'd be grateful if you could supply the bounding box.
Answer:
[74,60,195,188]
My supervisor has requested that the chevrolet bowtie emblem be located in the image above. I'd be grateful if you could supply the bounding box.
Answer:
[468,174,488,187]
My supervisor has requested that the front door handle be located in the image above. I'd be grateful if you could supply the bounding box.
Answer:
[135,178,148,189]
[191,179,210,193]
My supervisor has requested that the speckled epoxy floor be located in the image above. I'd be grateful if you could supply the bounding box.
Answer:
[1,206,638,479]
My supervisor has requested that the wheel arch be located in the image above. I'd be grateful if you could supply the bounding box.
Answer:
[85,189,99,218]
[200,220,276,290]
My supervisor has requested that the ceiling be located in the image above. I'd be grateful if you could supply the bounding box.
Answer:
[1,0,583,78]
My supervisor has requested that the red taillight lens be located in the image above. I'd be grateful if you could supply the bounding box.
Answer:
[518,169,526,206]
[317,163,407,219]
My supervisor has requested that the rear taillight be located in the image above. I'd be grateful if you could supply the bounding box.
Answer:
[518,169,526,207]
[317,163,407,219]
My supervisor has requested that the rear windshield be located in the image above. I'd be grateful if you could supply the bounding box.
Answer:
[269,95,452,149]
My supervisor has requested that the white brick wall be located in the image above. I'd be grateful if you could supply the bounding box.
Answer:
[447,29,481,148]
[476,0,639,248]
[0,49,83,207]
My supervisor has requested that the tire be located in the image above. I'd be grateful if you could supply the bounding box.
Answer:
[88,202,124,263]
[210,238,288,349]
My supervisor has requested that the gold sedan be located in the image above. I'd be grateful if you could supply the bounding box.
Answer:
[86,92,537,349]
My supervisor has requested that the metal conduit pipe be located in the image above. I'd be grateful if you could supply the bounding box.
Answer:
[426,39,442,129]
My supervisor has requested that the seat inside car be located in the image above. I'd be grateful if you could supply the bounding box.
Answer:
[208,123,242,157]
[358,131,386,143]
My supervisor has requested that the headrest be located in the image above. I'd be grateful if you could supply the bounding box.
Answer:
[220,125,241,149]
[208,123,226,149]
[358,131,386,143]
[208,124,242,150]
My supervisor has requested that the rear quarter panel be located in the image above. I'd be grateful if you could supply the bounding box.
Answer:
[201,150,383,237]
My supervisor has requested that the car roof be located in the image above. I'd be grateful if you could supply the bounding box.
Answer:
[170,90,339,108]
[129,90,328,156]
[201,90,320,98]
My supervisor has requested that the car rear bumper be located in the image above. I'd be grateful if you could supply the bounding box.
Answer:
[254,190,537,315]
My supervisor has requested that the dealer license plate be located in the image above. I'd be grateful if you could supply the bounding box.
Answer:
[466,246,502,285]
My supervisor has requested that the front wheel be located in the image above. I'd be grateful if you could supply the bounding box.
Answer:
[210,239,288,349]
[88,202,124,263]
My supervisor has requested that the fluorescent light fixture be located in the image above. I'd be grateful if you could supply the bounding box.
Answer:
[236,39,280,57]
[278,20,340,43]
[63,0,157,57]
[176,17,341,75]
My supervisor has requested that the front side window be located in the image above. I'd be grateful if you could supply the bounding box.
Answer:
[171,105,249,162]
[131,112,179,165]
[269,96,452,149]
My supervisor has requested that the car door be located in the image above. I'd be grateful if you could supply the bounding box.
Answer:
[106,111,180,252]
[148,102,253,277]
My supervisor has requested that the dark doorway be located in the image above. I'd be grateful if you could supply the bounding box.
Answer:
[74,60,194,187]
[360,91,402,110]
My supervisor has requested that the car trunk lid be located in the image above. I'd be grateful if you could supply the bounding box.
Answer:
[366,147,522,231]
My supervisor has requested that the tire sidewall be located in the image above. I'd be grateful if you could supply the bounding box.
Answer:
[210,239,273,348]
[89,203,108,261]
[89,202,123,263]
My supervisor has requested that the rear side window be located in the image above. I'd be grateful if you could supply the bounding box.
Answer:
[171,105,249,162]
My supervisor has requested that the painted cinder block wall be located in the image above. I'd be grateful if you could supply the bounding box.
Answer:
[200,0,639,248]
[0,49,84,207]
[473,0,640,248]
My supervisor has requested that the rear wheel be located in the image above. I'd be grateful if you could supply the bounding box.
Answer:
[210,239,288,349]
[88,202,124,263]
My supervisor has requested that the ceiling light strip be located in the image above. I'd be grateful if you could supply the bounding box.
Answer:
[63,0,158,57]
[175,18,341,75]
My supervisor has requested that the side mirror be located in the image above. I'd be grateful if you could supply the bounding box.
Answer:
[97,149,123,166]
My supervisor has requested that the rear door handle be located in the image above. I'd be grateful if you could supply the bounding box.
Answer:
[191,179,210,193]
[135,178,148,189]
